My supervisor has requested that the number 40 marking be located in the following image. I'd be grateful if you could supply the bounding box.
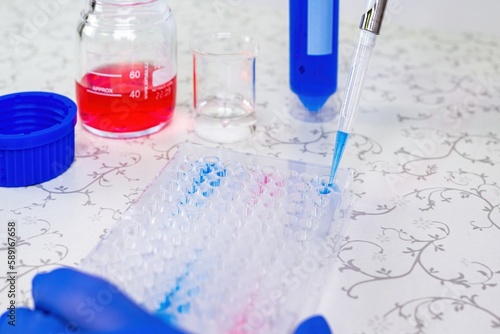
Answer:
[129,90,141,98]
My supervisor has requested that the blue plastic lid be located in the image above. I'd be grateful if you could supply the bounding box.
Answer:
[0,92,77,187]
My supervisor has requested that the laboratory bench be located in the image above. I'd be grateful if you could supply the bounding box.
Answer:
[1,0,500,333]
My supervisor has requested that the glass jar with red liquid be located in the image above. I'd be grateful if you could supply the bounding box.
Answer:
[76,0,177,138]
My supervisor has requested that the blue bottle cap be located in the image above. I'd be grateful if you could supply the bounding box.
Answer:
[0,92,77,187]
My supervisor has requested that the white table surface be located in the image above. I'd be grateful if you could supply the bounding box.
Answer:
[1,0,500,333]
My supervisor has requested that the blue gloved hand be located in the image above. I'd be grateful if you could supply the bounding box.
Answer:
[0,268,185,334]
[0,268,332,334]
[294,315,332,334]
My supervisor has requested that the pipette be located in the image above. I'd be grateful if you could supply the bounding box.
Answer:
[328,0,388,185]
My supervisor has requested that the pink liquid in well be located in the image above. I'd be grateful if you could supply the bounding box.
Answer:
[76,63,176,134]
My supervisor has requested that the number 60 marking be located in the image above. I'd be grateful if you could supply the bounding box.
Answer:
[129,70,141,79]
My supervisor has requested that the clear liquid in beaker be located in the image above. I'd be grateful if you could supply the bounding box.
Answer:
[194,94,256,143]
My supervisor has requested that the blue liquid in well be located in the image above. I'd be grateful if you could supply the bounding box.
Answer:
[290,0,339,112]
[319,187,332,195]
[83,145,357,334]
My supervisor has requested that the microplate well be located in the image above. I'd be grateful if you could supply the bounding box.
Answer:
[82,144,355,334]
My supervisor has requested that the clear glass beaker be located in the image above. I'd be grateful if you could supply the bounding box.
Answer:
[76,0,177,139]
[191,32,259,144]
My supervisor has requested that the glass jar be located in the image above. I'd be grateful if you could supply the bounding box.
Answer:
[76,0,177,138]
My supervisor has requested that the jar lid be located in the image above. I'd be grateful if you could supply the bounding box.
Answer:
[0,92,77,187]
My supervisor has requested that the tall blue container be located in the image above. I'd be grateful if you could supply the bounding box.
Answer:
[290,0,339,112]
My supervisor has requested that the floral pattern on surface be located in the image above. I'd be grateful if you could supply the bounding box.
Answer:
[1,1,500,333]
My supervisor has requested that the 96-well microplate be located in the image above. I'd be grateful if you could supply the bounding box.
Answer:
[82,144,354,334]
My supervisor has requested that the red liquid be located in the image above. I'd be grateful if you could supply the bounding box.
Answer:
[76,63,176,135]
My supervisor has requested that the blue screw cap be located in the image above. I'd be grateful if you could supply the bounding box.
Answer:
[0,92,77,187]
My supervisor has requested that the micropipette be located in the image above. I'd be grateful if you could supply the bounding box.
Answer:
[328,0,388,185]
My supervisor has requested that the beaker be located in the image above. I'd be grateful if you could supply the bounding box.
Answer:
[191,32,259,144]
[76,0,177,138]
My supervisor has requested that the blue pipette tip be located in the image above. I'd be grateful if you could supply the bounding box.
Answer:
[328,130,349,186]
[298,94,330,112]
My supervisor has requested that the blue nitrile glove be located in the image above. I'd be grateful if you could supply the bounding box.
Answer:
[0,268,185,334]
[294,315,332,334]
[0,307,70,334]
[0,268,332,334]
